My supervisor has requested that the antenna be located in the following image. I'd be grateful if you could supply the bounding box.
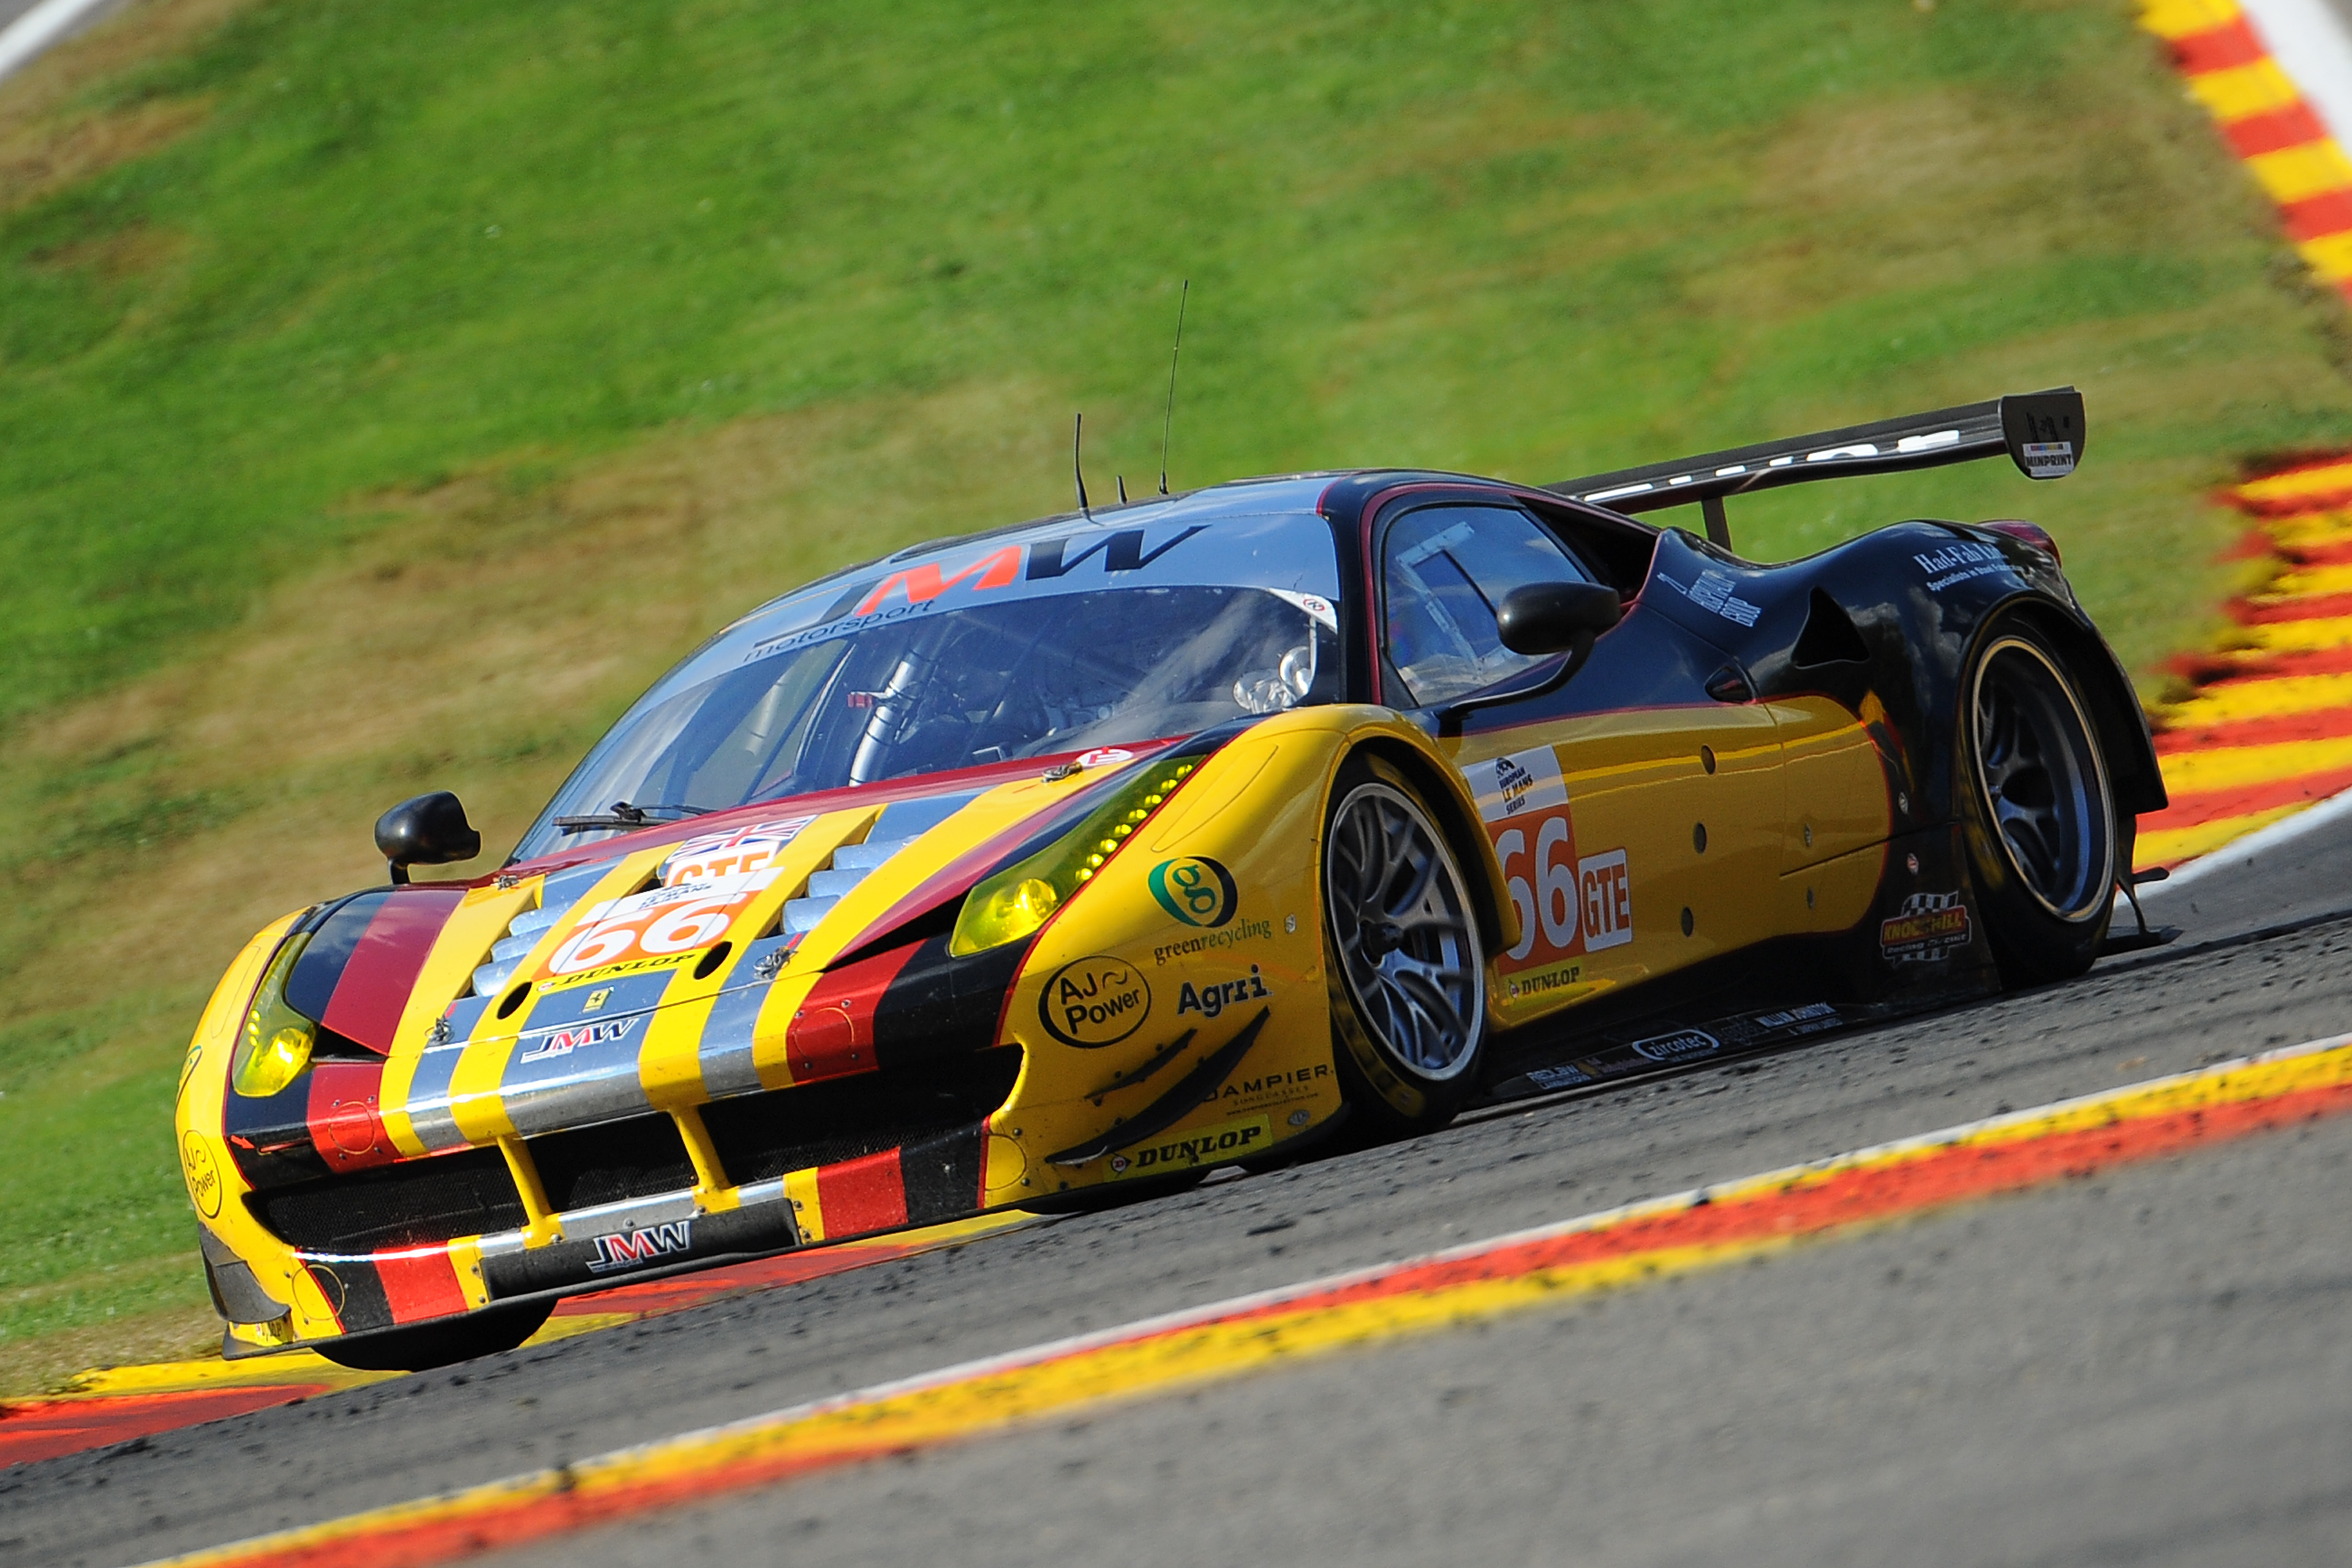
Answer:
[1117,475,1128,504]
[1158,278,1188,496]
[1073,412,1091,518]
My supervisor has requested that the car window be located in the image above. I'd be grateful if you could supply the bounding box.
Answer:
[1382,505,1591,706]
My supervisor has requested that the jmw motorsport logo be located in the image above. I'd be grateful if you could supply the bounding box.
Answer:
[1040,954,1151,1047]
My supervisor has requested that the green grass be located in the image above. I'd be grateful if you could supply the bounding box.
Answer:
[4,0,2352,1386]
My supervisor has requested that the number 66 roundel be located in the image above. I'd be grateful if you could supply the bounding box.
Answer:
[1465,745,1632,974]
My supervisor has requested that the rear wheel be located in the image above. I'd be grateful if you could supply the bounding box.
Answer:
[1322,756,1488,1135]
[1961,625,2117,986]
[313,1300,552,1372]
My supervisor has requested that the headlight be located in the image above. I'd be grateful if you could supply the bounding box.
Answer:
[950,755,1202,955]
[230,933,317,1098]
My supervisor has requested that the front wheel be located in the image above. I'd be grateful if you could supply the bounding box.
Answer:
[1961,624,2117,986]
[1322,756,1488,1136]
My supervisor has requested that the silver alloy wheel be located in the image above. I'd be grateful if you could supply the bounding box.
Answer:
[1324,781,1485,1081]
[1970,636,2114,920]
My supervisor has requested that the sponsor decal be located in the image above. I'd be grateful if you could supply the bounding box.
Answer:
[659,818,815,886]
[1912,541,2010,593]
[1207,1060,1331,1114]
[1880,891,1971,962]
[1659,568,1762,627]
[742,527,1210,665]
[1150,856,1238,929]
[540,870,774,986]
[1505,961,1585,1001]
[585,1220,693,1275]
[1471,745,1632,976]
[1630,1028,1721,1064]
[1153,916,1273,966]
[2019,440,2074,479]
[1040,955,1153,1048]
[1527,1063,1594,1090]
[581,987,613,1014]
[1176,965,1272,1021]
[1752,1002,1838,1031]
[1578,848,1632,952]
[1074,747,1135,769]
[181,1133,222,1219]
[1106,1115,1270,1177]
[516,1015,640,1063]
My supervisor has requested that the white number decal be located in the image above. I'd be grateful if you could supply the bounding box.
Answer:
[1535,816,1579,950]
[1496,828,1538,961]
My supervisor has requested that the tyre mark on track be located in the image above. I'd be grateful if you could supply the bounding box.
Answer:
[144,1030,2352,1568]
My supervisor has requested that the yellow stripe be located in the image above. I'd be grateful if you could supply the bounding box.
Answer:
[2256,562,2352,599]
[2297,230,2352,283]
[2160,671,2352,727]
[2159,732,2352,793]
[2188,59,2303,121]
[2244,141,2352,205]
[2137,0,2242,41]
[2262,509,2352,547]
[140,1038,2352,1568]
[2238,461,2352,508]
[2135,804,2308,867]
[2232,613,2352,655]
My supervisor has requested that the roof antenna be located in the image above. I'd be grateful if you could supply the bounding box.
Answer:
[1117,475,1128,504]
[1073,412,1091,519]
[1158,278,1188,496]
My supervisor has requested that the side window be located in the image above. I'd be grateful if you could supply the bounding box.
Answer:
[1382,505,1591,706]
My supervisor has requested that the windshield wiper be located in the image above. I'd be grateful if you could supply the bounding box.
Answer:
[552,801,712,834]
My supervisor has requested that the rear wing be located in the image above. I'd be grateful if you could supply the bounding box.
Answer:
[1544,387,2084,549]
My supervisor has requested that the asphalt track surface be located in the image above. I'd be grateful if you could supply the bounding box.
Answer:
[0,814,2343,1568]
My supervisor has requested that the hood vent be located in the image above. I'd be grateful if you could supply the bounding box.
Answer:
[780,790,981,939]
[468,858,621,1000]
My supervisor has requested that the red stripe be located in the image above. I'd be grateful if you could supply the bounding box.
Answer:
[2231,589,2352,623]
[375,1251,469,1324]
[815,1149,908,1237]
[0,1387,327,1469]
[2155,702,2352,753]
[2139,769,2352,832]
[319,888,464,1052]
[2167,643,2352,683]
[2281,187,2352,242]
[783,942,924,1082]
[2279,540,2352,567]
[2169,18,2268,74]
[2222,101,2329,158]
[305,1060,396,1171]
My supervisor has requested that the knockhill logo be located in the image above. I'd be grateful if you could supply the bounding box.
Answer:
[1041,954,1152,1048]
[587,1220,693,1274]
[1880,891,1971,963]
[1149,856,1237,928]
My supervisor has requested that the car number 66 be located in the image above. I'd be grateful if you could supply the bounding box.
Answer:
[1494,815,1579,962]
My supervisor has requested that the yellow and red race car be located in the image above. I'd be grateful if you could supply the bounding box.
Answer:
[176,388,2163,1369]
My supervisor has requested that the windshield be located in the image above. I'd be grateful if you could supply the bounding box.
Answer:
[513,509,1341,862]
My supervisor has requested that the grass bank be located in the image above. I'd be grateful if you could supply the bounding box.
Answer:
[3,0,2349,1390]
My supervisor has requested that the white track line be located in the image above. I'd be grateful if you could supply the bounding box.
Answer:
[0,0,117,85]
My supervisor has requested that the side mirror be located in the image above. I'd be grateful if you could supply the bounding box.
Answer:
[1496,581,1623,655]
[374,791,483,886]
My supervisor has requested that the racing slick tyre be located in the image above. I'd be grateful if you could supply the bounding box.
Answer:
[1960,622,2118,988]
[312,1299,553,1372]
[1322,755,1488,1137]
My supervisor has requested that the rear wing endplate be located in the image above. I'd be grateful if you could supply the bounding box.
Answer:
[1544,387,2084,547]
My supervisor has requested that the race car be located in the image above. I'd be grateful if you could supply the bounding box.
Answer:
[175,386,2163,1369]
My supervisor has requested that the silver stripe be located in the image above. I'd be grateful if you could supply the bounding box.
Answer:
[499,1048,653,1136]
[402,1040,473,1153]
[558,1188,698,1242]
[699,981,771,1099]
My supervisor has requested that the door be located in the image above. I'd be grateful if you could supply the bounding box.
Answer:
[1376,502,1785,1030]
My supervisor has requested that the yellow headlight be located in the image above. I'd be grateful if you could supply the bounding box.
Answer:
[230,933,317,1098]
[949,758,1200,955]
